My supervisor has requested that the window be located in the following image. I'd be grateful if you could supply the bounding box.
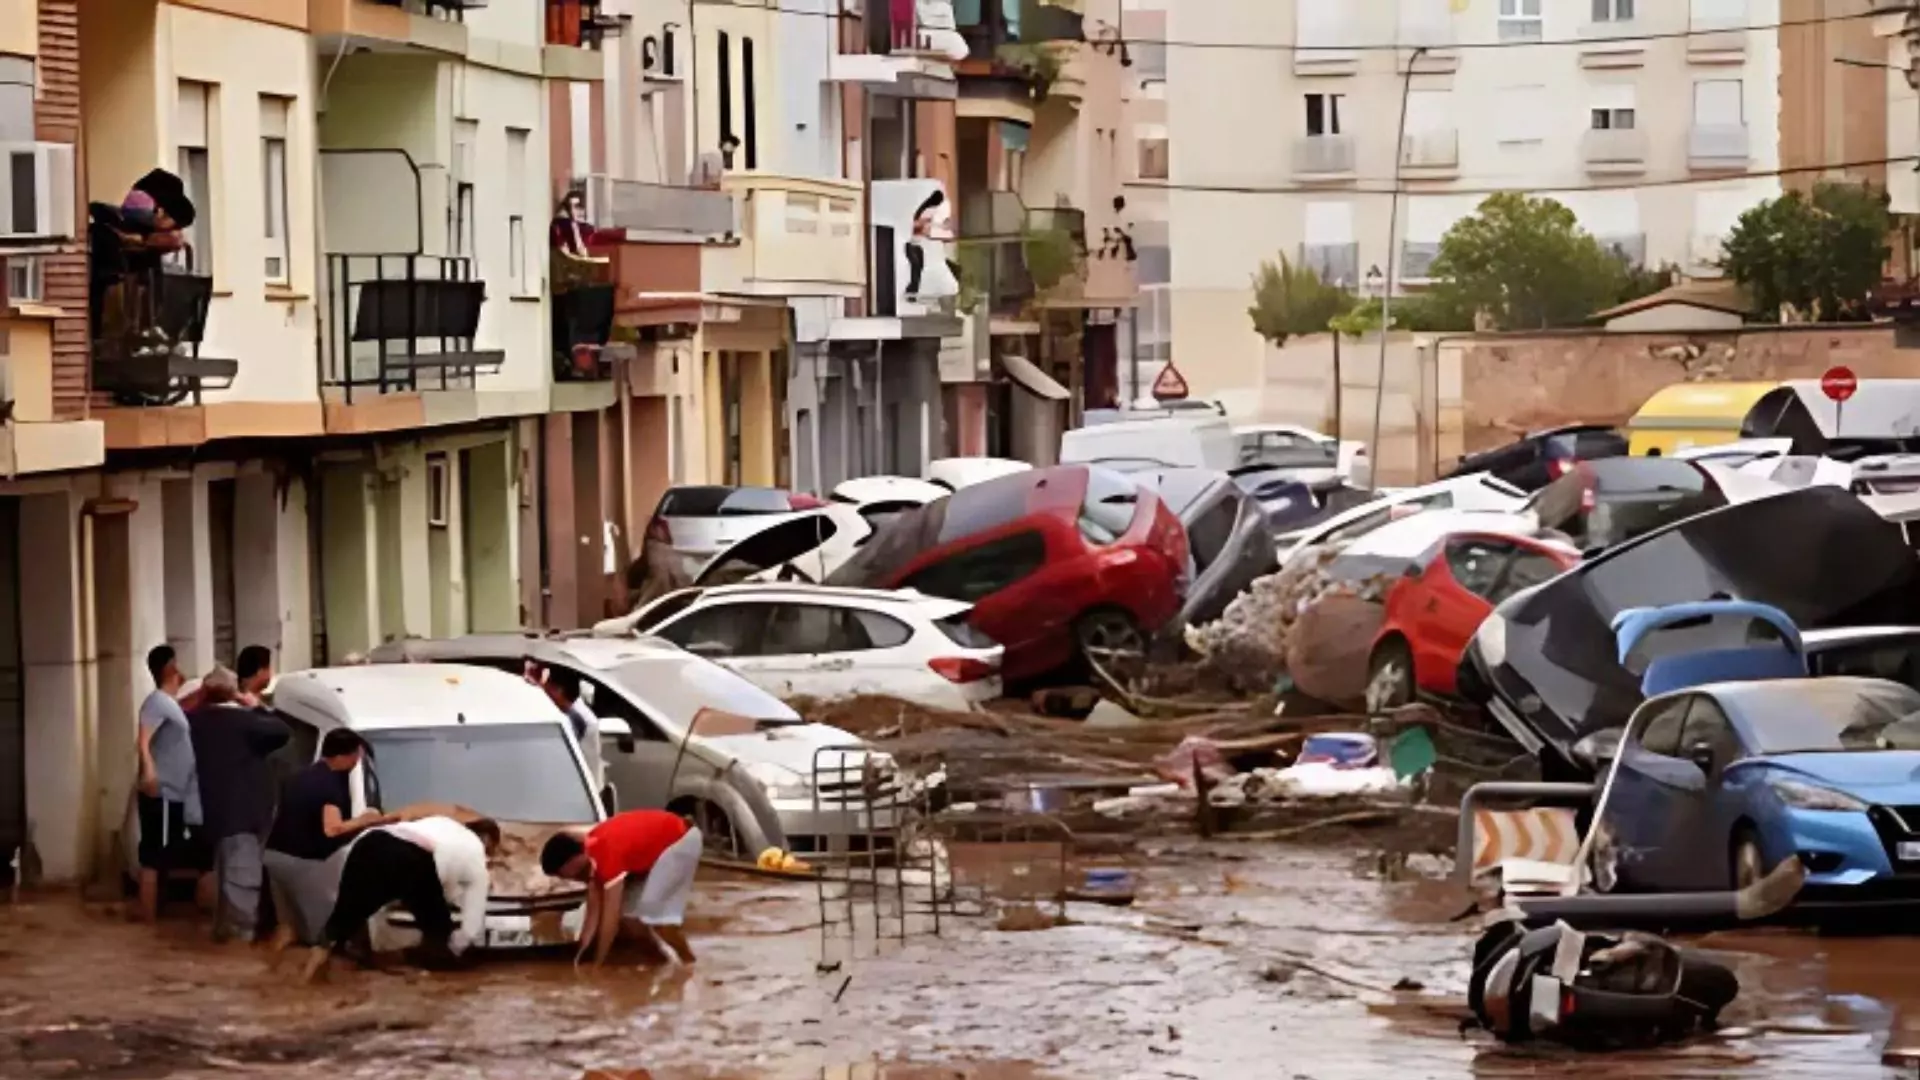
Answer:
[655,602,771,657]
[176,81,215,272]
[509,216,527,294]
[5,256,41,304]
[260,96,291,283]
[425,454,450,528]
[1494,552,1565,603]
[854,610,913,648]
[1693,79,1744,126]
[1636,696,1692,758]
[1136,124,1168,181]
[903,531,1048,603]
[1444,539,1514,599]
[1678,698,1741,777]
[717,31,734,160]
[761,603,876,654]
[1591,108,1635,130]
[742,37,758,170]
[1304,93,1344,137]
[1498,0,1543,41]
[1496,85,1548,144]
[0,57,31,142]
[507,127,531,290]
[1078,467,1140,545]
[1592,0,1634,20]
[1295,0,1351,49]
[1184,496,1240,572]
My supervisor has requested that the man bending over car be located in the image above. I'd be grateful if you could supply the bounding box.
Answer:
[540,809,701,968]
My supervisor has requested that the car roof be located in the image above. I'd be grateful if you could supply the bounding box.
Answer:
[1695,675,1914,709]
[831,475,948,505]
[1801,626,1920,647]
[683,582,973,619]
[272,664,564,732]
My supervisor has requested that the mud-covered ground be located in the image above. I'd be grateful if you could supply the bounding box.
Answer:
[4,844,1919,1080]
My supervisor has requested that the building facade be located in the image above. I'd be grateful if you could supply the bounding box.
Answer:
[1164,0,1788,411]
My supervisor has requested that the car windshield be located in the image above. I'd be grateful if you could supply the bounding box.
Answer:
[362,723,599,823]
[1738,681,1920,754]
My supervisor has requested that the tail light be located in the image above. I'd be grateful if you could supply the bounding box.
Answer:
[1549,457,1575,479]
[646,516,671,544]
[929,657,997,683]
[788,493,825,510]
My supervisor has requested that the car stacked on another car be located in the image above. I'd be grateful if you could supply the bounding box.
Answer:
[640,485,827,583]
[1445,424,1628,492]
[828,465,1190,684]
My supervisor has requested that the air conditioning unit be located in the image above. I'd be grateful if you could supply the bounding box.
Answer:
[0,142,76,241]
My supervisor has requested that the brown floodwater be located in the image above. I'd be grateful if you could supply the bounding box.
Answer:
[4,844,1919,1079]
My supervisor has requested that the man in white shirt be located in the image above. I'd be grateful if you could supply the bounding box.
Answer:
[302,814,499,981]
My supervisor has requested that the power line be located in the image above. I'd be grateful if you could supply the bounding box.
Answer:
[683,0,1888,55]
[1123,154,1920,198]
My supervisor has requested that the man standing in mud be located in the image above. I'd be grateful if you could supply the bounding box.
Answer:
[187,668,289,943]
[135,645,205,923]
[264,730,393,952]
[539,809,703,968]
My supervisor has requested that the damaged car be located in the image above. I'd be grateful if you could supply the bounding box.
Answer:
[1458,486,1920,777]
[1133,467,1279,634]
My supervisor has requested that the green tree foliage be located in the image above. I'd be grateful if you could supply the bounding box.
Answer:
[1022,225,1081,295]
[1719,182,1891,322]
[1247,255,1355,347]
[1429,193,1632,330]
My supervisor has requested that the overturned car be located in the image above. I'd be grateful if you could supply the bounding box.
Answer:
[1458,486,1920,777]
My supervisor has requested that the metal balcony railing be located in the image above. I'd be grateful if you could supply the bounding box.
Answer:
[86,209,236,407]
[1689,123,1750,167]
[1583,127,1649,165]
[1292,134,1356,176]
[320,253,504,400]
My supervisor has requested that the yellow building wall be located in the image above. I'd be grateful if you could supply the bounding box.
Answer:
[0,0,36,57]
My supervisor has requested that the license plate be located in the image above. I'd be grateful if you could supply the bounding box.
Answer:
[486,928,535,949]
[1898,842,1920,862]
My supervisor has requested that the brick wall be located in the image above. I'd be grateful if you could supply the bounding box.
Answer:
[36,0,87,421]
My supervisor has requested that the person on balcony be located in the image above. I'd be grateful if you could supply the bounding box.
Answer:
[550,190,611,264]
[88,169,199,348]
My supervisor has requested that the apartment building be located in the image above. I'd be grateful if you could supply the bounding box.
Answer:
[1164,0,1787,411]
[1121,0,1168,403]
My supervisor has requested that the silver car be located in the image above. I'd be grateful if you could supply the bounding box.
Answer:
[367,635,913,857]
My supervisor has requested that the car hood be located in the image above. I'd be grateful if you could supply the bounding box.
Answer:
[701,721,878,776]
[1469,487,1920,756]
[1758,752,1920,797]
[693,509,872,585]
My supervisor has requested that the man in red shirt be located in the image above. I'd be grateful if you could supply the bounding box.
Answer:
[540,809,703,967]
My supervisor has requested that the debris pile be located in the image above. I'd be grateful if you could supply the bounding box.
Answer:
[1182,544,1397,702]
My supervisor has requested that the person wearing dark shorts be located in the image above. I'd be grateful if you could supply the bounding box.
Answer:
[135,644,207,922]
[302,827,457,982]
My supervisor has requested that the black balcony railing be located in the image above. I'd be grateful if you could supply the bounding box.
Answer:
[321,253,504,401]
[87,207,237,406]
[370,0,488,13]
[552,281,617,381]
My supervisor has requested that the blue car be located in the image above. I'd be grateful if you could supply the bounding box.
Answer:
[1599,602,1920,902]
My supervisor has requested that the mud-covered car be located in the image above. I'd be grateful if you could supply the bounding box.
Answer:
[1458,487,1920,777]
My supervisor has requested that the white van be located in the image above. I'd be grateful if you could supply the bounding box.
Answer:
[1058,414,1238,473]
[270,664,611,952]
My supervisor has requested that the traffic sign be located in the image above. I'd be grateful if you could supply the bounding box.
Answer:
[1150,364,1189,401]
[1821,365,1858,403]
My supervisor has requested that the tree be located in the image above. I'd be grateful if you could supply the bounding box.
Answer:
[1719,182,1891,323]
[1429,193,1630,330]
[1247,254,1355,348]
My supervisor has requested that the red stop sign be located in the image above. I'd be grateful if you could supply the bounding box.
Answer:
[1821,365,1858,403]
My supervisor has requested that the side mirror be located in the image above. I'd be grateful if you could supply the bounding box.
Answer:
[597,716,633,739]
[1686,741,1717,775]
[1571,729,1623,773]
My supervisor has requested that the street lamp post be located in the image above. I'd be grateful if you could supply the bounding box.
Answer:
[1368,46,1425,486]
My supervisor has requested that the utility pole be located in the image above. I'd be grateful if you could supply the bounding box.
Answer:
[1368,46,1425,484]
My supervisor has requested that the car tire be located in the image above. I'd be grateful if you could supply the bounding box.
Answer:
[682,799,743,859]
[1731,826,1767,891]
[1075,608,1146,684]
[1365,638,1416,713]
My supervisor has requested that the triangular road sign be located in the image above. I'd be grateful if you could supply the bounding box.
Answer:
[1150,364,1189,401]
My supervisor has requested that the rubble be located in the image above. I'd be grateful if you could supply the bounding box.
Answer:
[1182,544,1397,702]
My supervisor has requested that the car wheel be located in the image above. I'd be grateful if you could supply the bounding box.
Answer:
[1365,639,1416,713]
[1731,827,1767,891]
[1075,608,1146,684]
[689,800,743,859]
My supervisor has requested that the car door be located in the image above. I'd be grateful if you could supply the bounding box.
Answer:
[584,674,679,814]
[903,530,1052,652]
[1606,694,1701,891]
[1413,538,1516,685]
[1673,695,1747,889]
[748,602,922,700]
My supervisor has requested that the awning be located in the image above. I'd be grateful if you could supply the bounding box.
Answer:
[999,353,1069,401]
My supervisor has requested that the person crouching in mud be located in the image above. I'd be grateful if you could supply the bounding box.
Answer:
[540,809,702,968]
[302,815,500,982]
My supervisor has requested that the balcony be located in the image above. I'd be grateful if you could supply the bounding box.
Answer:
[713,173,865,299]
[1292,134,1356,181]
[871,179,961,323]
[1401,130,1459,176]
[1596,233,1647,267]
[835,0,965,95]
[543,0,612,81]
[583,175,735,239]
[1687,12,1747,64]
[1400,241,1440,281]
[1582,127,1649,174]
[1293,44,1360,77]
[316,149,503,400]
[958,190,1037,318]
[1579,20,1647,68]
[551,254,618,383]
[1689,123,1750,170]
[1298,242,1359,287]
[88,258,237,407]
[310,0,470,56]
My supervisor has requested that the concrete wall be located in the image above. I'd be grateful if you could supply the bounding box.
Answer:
[0,0,35,58]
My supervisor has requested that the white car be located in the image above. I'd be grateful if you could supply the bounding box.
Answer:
[643,485,828,580]
[830,475,949,531]
[1235,423,1370,488]
[1278,474,1529,567]
[924,457,1031,491]
[595,583,1003,710]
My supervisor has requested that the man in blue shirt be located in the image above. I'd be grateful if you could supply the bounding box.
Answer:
[136,644,206,923]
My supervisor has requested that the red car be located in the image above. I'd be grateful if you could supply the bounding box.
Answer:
[1365,531,1577,710]
[829,465,1189,683]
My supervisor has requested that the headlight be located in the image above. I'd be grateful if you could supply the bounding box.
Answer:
[1770,778,1868,813]
[745,761,812,802]
[1476,612,1508,668]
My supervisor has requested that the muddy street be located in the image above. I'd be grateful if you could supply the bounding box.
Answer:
[4,846,1919,1080]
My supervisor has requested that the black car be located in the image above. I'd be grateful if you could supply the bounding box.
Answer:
[1458,486,1920,777]
[1445,424,1628,492]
